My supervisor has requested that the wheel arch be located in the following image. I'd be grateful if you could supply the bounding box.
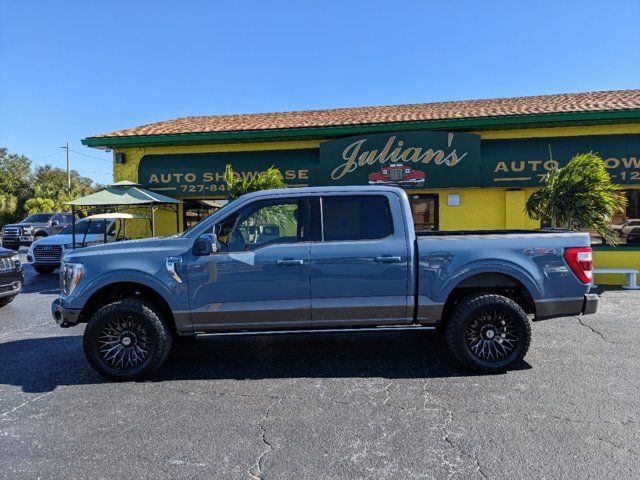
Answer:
[440,271,537,324]
[79,281,177,333]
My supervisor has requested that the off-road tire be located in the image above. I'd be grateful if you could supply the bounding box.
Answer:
[34,266,56,274]
[0,294,17,308]
[445,293,531,372]
[83,298,173,381]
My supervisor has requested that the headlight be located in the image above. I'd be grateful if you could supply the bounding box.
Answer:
[63,244,75,249]
[60,262,84,296]
[10,253,20,268]
[22,226,33,233]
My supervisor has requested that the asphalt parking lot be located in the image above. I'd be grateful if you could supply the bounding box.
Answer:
[1,253,639,479]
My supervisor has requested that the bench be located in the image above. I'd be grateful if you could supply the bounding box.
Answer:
[592,268,640,290]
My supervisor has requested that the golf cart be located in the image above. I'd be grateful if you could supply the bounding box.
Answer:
[28,213,151,274]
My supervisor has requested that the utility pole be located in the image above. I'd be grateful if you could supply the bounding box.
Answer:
[59,142,71,195]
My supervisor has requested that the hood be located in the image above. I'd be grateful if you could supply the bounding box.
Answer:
[0,247,18,257]
[3,222,49,229]
[63,236,191,262]
[31,234,106,247]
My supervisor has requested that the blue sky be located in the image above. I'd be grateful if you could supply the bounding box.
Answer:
[1,0,639,185]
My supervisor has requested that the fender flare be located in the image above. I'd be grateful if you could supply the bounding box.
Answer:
[436,259,543,304]
[75,269,186,312]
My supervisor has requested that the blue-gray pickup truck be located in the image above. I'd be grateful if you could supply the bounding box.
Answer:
[51,186,597,380]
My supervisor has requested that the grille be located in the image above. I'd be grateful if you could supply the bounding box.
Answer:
[33,245,63,264]
[0,257,16,271]
[0,282,19,294]
[2,227,20,238]
[389,169,404,181]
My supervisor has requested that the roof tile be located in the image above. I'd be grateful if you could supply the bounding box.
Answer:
[90,89,640,139]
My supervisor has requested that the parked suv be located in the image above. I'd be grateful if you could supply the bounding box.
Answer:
[0,247,23,308]
[2,213,73,250]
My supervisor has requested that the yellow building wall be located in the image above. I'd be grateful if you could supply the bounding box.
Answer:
[593,248,640,286]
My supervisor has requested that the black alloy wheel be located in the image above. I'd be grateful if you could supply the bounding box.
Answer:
[97,316,152,369]
[445,293,531,372]
[466,308,518,361]
[83,298,173,381]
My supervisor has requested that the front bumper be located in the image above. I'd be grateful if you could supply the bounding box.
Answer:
[0,268,23,298]
[2,236,33,247]
[51,298,82,328]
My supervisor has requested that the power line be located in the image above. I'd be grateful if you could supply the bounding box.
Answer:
[69,149,113,163]
[31,151,64,161]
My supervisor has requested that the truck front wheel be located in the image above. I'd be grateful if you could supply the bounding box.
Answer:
[445,293,531,372]
[83,298,173,381]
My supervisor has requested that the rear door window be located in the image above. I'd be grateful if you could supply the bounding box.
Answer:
[320,195,393,241]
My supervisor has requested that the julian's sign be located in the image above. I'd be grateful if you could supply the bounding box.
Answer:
[319,131,482,188]
[136,132,640,197]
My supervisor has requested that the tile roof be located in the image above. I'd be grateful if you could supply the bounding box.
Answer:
[90,89,640,139]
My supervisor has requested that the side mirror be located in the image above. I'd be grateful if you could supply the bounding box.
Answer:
[108,230,117,237]
[51,220,60,226]
[194,233,218,256]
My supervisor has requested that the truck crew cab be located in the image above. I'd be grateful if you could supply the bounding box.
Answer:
[52,186,597,381]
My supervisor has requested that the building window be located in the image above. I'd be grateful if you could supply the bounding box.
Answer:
[183,199,226,230]
[624,189,640,220]
[410,194,438,231]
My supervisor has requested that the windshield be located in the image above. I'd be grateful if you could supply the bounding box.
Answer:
[22,214,52,223]
[60,220,112,235]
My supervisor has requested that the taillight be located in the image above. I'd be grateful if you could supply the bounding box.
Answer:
[563,246,593,283]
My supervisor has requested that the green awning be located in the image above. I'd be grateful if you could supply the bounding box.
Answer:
[67,181,182,206]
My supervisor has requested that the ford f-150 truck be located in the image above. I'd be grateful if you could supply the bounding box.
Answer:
[2,212,74,250]
[51,186,597,381]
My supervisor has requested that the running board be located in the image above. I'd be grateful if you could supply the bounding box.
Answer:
[194,324,436,338]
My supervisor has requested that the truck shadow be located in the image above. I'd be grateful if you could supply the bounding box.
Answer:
[20,262,60,295]
[0,332,530,393]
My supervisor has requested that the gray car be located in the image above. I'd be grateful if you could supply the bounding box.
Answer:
[51,186,597,380]
[2,212,74,250]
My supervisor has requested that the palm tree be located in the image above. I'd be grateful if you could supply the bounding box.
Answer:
[525,152,627,245]
[223,164,287,201]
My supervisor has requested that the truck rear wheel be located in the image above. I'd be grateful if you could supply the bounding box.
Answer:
[445,293,531,372]
[83,298,173,381]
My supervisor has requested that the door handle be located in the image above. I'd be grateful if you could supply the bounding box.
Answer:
[374,255,402,264]
[277,258,304,266]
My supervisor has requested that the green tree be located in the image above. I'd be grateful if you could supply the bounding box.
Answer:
[0,194,18,218]
[0,147,31,194]
[24,197,57,214]
[525,152,627,245]
[223,164,287,201]
[32,164,95,201]
[0,148,33,222]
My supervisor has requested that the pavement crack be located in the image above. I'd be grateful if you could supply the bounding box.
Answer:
[383,381,393,405]
[249,398,282,480]
[439,409,488,479]
[0,392,52,420]
[466,408,638,427]
[576,317,614,344]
